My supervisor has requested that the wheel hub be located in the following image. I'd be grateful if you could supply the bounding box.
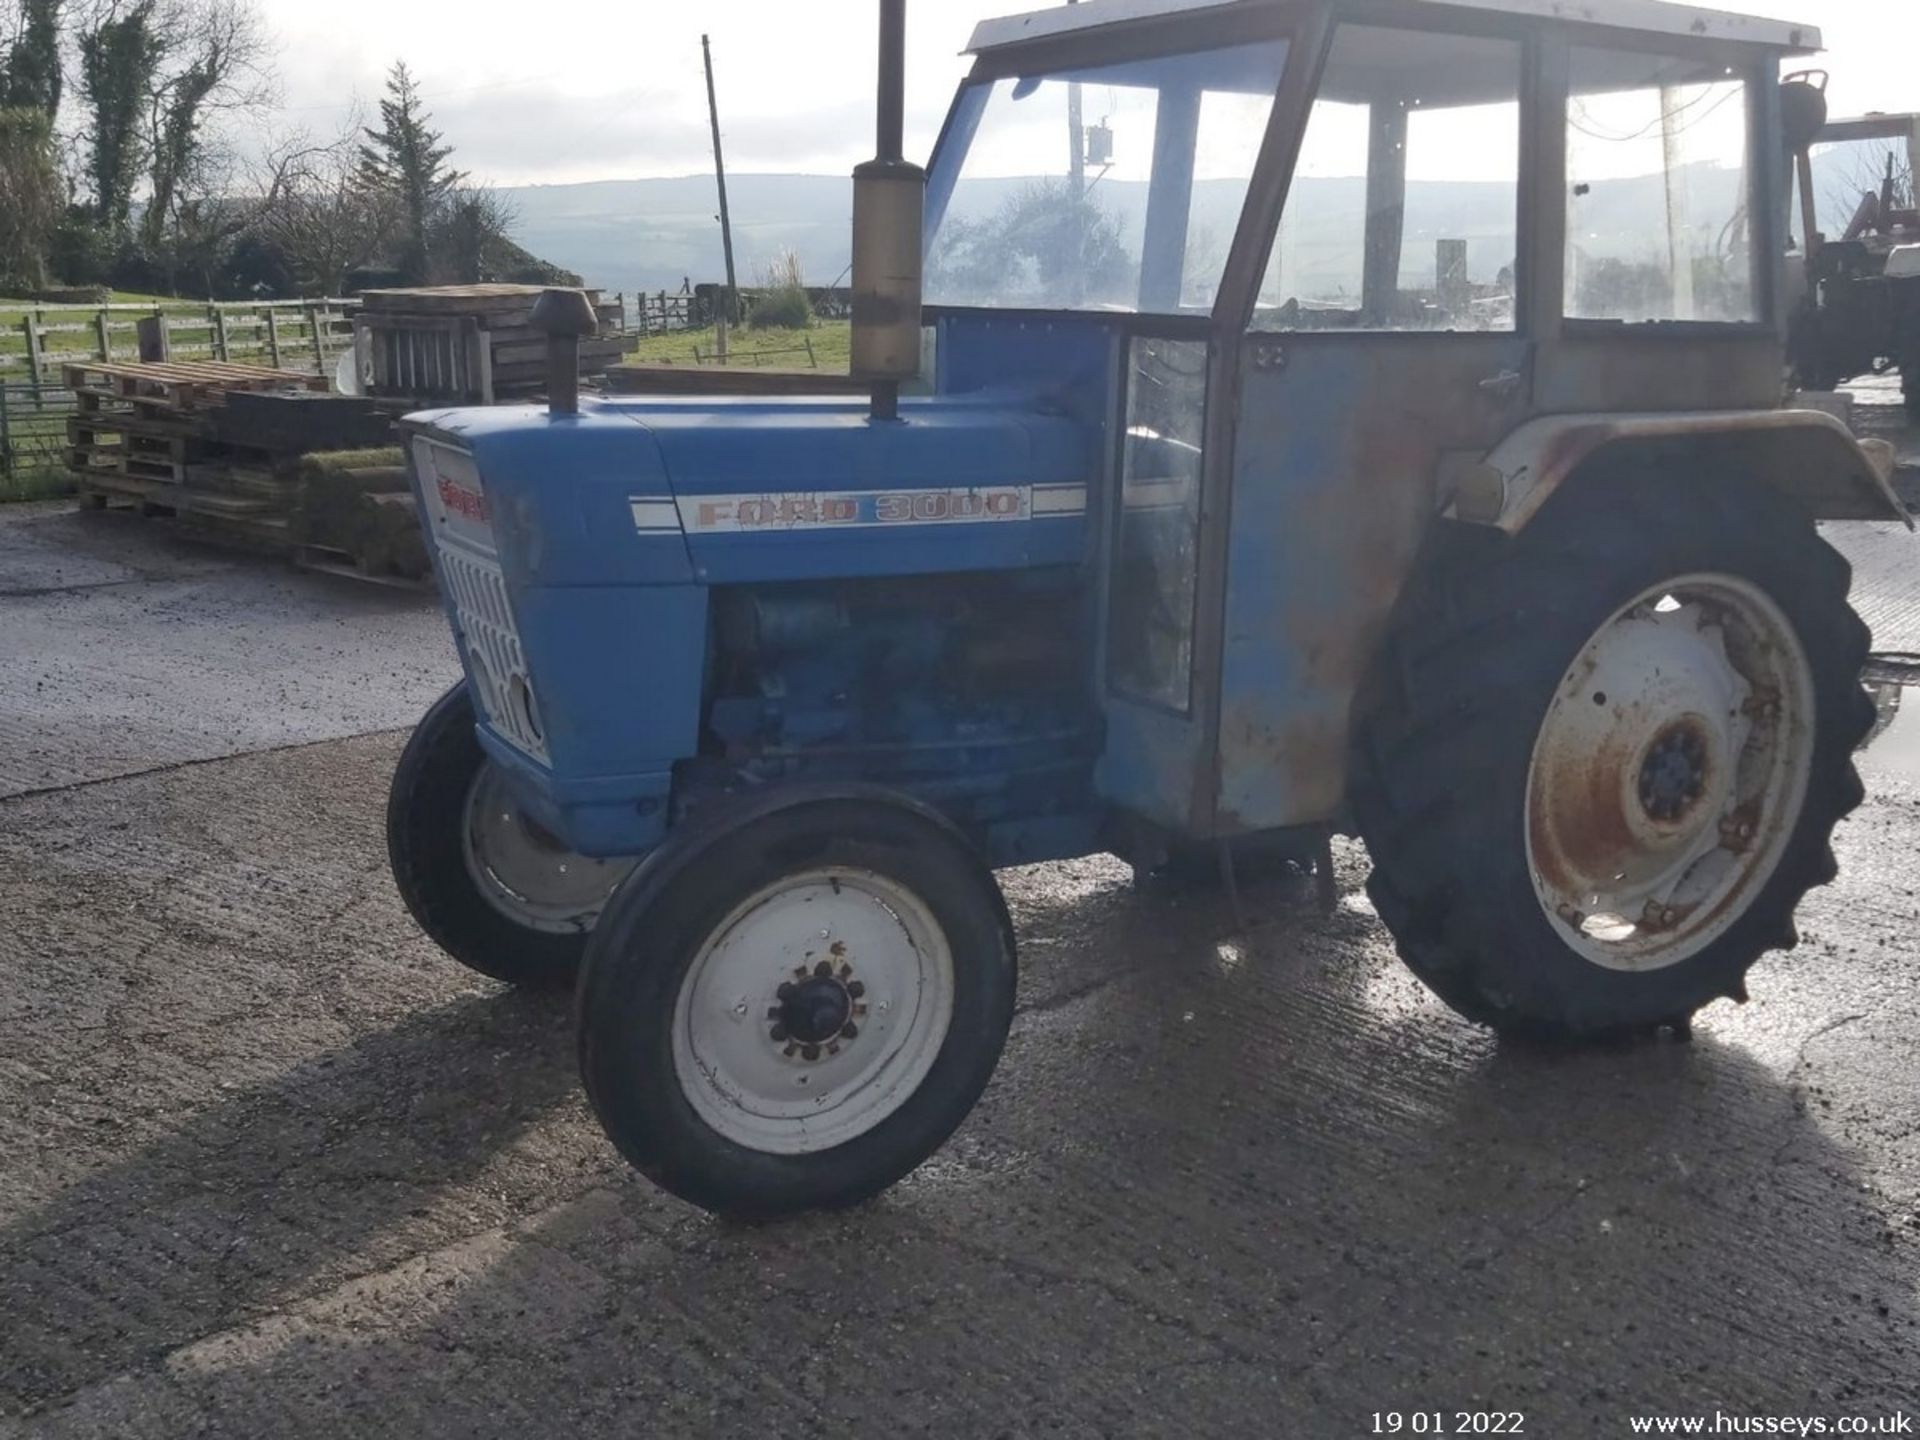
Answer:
[671,870,955,1156]
[1638,721,1711,824]
[1525,577,1816,973]
[771,962,866,1055]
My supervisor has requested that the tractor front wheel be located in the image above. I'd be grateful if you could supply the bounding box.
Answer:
[1354,474,1873,1040]
[387,683,637,988]
[577,798,1016,1219]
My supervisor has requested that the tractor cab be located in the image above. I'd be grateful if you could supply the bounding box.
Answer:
[391,0,1903,1220]
[926,0,1863,840]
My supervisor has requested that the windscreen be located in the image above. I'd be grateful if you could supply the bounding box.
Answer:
[925,41,1289,315]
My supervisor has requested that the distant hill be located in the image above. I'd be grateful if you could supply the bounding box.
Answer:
[500,175,856,299]
[504,156,1865,301]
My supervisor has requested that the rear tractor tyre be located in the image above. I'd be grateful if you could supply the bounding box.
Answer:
[387,682,637,989]
[577,799,1017,1219]
[1354,474,1873,1041]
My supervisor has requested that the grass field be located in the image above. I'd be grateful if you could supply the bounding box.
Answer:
[625,320,851,373]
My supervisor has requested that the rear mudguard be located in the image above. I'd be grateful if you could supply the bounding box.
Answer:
[1442,410,1911,532]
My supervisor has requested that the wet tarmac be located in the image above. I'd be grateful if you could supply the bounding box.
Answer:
[1,496,1918,1436]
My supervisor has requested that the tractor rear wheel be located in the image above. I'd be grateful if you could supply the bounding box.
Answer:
[1353,474,1873,1041]
[578,798,1016,1219]
[387,683,636,988]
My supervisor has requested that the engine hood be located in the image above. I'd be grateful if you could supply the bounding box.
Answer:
[407,390,1095,589]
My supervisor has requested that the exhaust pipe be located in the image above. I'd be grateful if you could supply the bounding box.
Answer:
[528,287,600,416]
[850,0,925,423]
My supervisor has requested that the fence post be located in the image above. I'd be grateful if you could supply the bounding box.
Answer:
[22,312,44,409]
[306,304,326,373]
[95,308,112,362]
[137,313,171,362]
[211,305,230,362]
[265,307,282,369]
[0,386,12,480]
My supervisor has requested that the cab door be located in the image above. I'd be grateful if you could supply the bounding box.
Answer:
[1210,21,1535,832]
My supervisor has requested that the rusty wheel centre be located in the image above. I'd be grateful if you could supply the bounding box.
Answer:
[1525,575,1815,974]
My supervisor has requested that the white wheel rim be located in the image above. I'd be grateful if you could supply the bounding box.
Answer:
[671,868,955,1156]
[1525,574,1817,974]
[461,766,636,935]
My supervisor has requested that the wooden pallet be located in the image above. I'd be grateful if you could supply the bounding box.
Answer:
[359,284,605,317]
[62,359,328,412]
[76,471,178,509]
[70,394,210,437]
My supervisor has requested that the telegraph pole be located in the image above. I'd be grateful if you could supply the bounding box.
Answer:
[1067,0,1084,199]
[703,34,740,359]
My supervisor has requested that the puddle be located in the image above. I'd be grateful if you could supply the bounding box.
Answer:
[1861,678,1920,779]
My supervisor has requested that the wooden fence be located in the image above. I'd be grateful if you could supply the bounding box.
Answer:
[0,300,360,390]
[622,290,700,335]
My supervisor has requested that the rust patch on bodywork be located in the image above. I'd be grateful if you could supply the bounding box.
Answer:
[1214,334,1533,832]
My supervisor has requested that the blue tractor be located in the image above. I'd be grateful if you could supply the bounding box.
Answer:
[388,0,1907,1217]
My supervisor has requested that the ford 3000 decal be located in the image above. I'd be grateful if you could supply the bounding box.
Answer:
[629,484,1087,536]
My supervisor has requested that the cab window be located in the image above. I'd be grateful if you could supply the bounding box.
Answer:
[1566,48,1758,325]
[1253,26,1523,333]
[926,42,1288,314]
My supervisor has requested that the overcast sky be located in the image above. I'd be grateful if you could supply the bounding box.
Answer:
[256,0,1917,189]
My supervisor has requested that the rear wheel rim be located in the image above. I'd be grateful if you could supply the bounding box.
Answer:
[671,868,955,1156]
[461,765,635,935]
[1525,573,1817,974]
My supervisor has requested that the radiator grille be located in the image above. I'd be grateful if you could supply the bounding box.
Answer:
[436,543,550,765]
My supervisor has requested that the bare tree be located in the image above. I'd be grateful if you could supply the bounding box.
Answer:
[140,0,272,249]
[248,119,400,294]
[1822,137,1914,240]
[429,183,516,284]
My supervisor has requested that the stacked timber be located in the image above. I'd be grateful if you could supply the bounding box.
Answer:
[65,359,430,584]
[66,360,329,522]
[357,284,626,406]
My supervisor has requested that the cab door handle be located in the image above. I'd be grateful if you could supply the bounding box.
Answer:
[1480,368,1526,399]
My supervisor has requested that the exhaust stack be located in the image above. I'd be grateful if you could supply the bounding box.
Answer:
[528,288,600,416]
[850,0,925,423]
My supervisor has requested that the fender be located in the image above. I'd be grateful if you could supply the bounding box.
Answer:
[1442,410,1911,534]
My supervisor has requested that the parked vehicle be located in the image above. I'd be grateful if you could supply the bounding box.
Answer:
[1788,106,1920,413]
[388,0,1906,1218]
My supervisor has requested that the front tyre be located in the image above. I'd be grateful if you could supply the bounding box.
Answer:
[577,799,1016,1219]
[1354,474,1873,1040]
[387,683,636,988]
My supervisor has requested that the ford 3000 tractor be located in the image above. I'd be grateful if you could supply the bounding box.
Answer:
[388,0,1907,1217]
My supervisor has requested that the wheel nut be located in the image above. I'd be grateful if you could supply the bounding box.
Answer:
[802,1044,822,1063]
[847,981,866,999]
[770,1024,789,1043]
[841,1022,859,1040]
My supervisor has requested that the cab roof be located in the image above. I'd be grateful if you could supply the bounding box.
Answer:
[968,0,1821,58]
